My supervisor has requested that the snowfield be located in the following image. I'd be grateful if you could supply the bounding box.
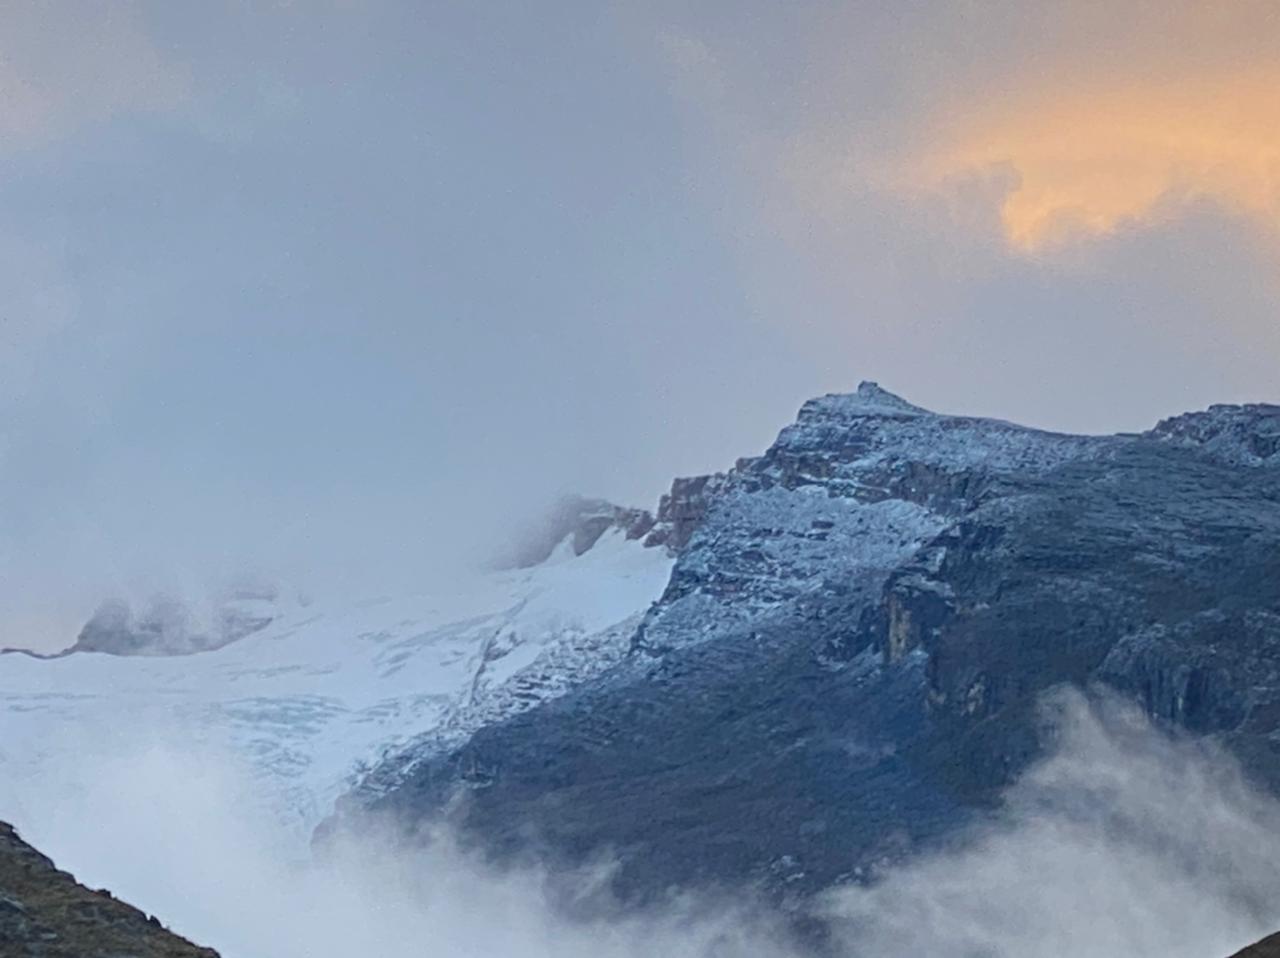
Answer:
[0,529,674,847]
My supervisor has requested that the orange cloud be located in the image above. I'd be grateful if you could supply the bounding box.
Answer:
[913,69,1280,252]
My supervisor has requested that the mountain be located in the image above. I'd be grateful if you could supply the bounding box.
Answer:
[0,820,218,957]
[337,382,1280,902]
[5,381,1280,927]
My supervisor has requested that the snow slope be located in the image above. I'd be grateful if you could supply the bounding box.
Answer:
[0,529,673,847]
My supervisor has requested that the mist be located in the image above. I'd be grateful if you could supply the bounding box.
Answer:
[3,688,1276,958]
[823,689,1280,957]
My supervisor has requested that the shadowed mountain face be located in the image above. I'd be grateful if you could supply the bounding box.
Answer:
[341,383,1280,902]
[0,822,218,958]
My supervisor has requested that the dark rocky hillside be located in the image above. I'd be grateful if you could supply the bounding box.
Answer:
[337,383,1280,905]
[0,821,218,957]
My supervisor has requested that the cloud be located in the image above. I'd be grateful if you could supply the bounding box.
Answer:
[0,233,77,385]
[638,0,1280,443]
[660,1,1280,257]
[0,3,187,149]
[904,67,1280,253]
[7,687,1280,957]
[823,689,1280,958]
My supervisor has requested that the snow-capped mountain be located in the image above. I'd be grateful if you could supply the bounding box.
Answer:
[6,381,1280,911]
[0,519,673,846]
[347,382,1280,902]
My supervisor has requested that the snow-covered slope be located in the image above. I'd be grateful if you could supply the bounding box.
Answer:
[0,528,673,846]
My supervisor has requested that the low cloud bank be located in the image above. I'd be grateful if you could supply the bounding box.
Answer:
[825,689,1280,957]
[7,689,1280,957]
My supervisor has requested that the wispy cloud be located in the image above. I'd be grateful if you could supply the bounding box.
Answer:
[824,689,1280,957]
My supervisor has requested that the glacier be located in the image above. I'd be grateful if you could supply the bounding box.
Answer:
[0,527,674,848]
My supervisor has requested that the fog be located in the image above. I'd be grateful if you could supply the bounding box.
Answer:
[822,689,1280,957]
[4,688,1278,958]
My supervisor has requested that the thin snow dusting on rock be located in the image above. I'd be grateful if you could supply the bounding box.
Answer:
[633,382,1102,655]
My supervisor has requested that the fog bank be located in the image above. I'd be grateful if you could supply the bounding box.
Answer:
[5,689,1278,957]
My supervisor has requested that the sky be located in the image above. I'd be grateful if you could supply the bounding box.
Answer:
[2,0,1278,651]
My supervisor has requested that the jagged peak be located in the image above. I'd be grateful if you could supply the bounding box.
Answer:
[798,381,933,422]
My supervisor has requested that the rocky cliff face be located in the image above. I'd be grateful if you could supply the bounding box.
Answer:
[0,821,218,958]
[346,382,1280,903]
[64,588,281,657]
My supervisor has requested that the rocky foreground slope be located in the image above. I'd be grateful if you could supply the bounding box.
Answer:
[0,821,217,957]
[346,383,1280,901]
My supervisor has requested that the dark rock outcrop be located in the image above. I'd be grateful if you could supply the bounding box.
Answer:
[67,590,278,657]
[1150,402,1280,466]
[341,382,1280,905]
[0,821,218,957]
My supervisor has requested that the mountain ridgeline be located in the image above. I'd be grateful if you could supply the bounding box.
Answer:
[335,382,1280,901]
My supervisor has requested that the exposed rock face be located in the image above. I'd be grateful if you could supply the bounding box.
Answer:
[342,383,1280,904]
[643,473,730,552]
[0,821,218,957]
[1150,402,1280,466]
[66,589,279,657]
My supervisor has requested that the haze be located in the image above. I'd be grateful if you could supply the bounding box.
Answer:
[2,1,1278,651]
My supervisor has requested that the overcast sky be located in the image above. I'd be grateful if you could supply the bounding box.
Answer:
[2,1,1278,650]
